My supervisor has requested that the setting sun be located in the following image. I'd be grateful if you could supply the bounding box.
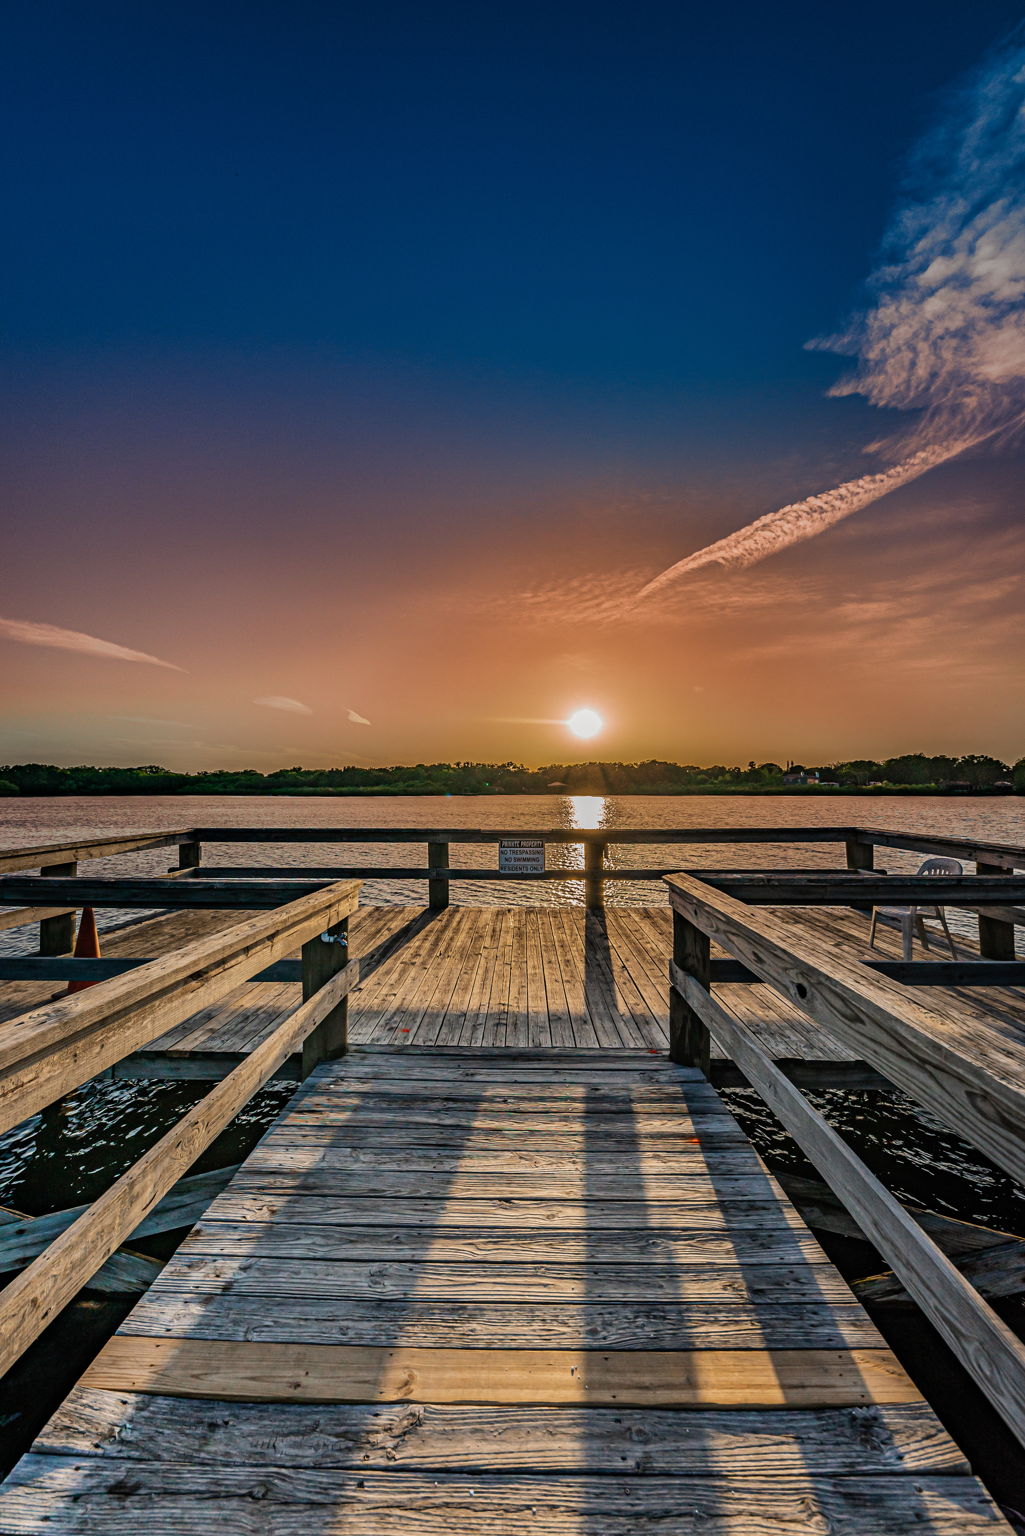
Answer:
[567,708,603,739]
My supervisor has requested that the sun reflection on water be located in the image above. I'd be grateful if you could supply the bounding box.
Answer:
[569,795,606,831]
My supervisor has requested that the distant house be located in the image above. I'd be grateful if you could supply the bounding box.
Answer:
[783,771,819,786]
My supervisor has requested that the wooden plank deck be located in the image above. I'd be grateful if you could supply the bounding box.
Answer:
[0,1046,1010,1533]
[4,901,1024,1085]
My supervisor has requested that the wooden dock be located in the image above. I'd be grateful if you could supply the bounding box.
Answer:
[1,822,1025,1528]
[0,1046,1009,1532]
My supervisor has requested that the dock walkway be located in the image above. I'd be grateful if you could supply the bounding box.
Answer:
[4,901,1016,1089]
[1,1046,1007,1533]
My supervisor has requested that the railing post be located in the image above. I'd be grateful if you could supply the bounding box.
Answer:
[39,862,77,956]
[669,907,711,1072]
[977,860,1016,960]
[845,835,874,914]
[584,840,606,911]
[301,918,350,1075]
[428,841,449,910]
[178,840,202,871]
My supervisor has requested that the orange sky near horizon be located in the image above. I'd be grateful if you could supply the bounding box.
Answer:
[3,448,1023,773]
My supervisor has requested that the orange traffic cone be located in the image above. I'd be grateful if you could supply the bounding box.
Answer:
[66,906,101,993]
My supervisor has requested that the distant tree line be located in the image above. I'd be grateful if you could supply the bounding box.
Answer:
[0,753,1023,796]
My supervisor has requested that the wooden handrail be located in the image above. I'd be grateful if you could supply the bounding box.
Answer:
[185,825,865,844]
[671,873,1025,905]
[9,954,1025,986]
[12,952,1025,989]
[8,870,1025,914]
[0,940,362,1379]
[670,959,1025,1451]
[0,879,360,1137]
[3,822,1023,866]
[0,904,76,934]
[2,824,1023,934]
[663,872,1025,1187]
[0,830,192,875]
[853,826,1025,870]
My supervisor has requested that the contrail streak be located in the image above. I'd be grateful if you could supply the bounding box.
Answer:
[637,437,978,595]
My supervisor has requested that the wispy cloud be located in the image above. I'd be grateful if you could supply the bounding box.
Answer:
[640,30,1025,596]
[346,708,371,725]
[481,569,651,626]
[482,565,790,627]
[113,715,191,728]
[253,696,313,715]
[0,616,184,670]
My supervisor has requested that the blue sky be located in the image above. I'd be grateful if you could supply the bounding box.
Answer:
[2,2,1024,767]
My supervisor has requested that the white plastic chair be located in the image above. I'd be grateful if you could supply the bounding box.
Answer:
[868,857,961,962]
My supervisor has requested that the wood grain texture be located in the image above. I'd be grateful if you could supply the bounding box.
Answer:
[242,1144,772,1175]
[284,1098,742,1131]
[0,1204,160,1296]
[0,876,361,909]
[232,1160,781,1197]
[36,1391,966,1473]
[37,862,77,957]
[183,1218,829,1265]
[301,917,349,1072]
[204,1191,807,1231]
[119,1293,886,1349]
[0,1461,1009,1534]
[693,873,1025,905]
[82,1337,920,1406]
[859,825,1025,870]
[261,1129,749,1152]
[137,1253,864,1304]
[670,907,711,1069]
[293,1079,723,1103]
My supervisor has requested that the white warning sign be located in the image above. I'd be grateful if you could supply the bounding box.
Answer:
[498,839,545,875]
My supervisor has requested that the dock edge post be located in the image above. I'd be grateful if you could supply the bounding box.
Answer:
[977,859,1017,959]
[584,840,606,911]
[301,917,350,1074]
[38,862,77,956]
[178,839,202,871]
[428,841,449,910]
[845,835,874,915]
[669,907,711,1071]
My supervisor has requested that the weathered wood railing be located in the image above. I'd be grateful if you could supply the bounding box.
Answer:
[0,876,360,1377]
[665,868,1025,1449]
[2,822,1023,948]
[186,825,868,914]
[0,829,197,951]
